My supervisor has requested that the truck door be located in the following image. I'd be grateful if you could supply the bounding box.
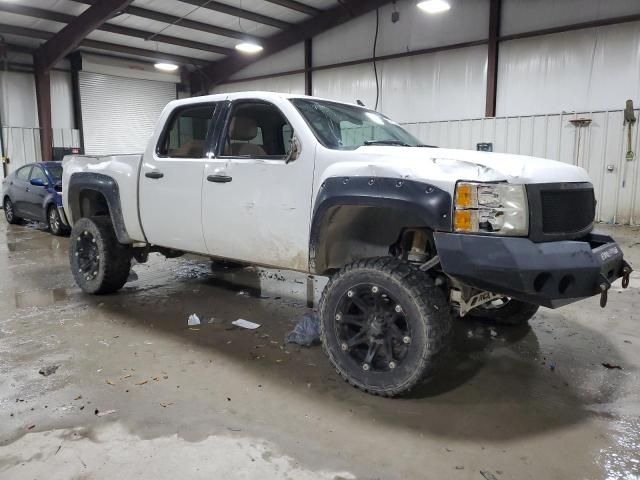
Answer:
[202,99,314,271]
[139,102,219,254]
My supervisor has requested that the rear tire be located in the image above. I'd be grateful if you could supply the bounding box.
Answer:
[69,216,131,294]
[47,205,67,236]
[4,198,21,224]
[466,297,539,326]
[319,257,451,397]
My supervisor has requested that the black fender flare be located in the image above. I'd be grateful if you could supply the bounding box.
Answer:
[67,172,131,244]
[309,176,453,272]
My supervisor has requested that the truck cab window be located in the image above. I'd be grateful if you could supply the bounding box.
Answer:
[223,102,292,158]
[158,104,216,158]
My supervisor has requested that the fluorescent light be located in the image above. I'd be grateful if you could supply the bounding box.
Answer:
[417,0,451,14]
[235,42,263,54]
[154,62,178,71]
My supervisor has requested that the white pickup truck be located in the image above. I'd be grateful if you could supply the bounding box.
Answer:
[63,91,632,396]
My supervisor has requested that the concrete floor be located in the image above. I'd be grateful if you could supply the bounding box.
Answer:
[0,220,639,480]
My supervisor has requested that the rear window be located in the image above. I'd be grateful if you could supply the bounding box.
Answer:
[16,166,31,181]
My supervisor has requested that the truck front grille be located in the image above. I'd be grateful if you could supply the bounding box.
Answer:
[541,188,596,234]
[526,182,595,241]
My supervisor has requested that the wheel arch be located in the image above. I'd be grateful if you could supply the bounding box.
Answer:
[67,172,131,244]
[309,177,452,274]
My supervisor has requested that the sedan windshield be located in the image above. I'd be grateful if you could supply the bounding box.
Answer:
[291,98,423,150]
[46,165,63,182]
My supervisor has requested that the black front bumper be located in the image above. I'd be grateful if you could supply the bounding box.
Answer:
[434,232,632,308]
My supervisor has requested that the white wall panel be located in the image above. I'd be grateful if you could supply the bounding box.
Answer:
[0,71,38,128]
[497,22,640,117]
[404,110,640,225]
[502,0,640,36]
[51,71,74,130]
[229,43,305,81]
[212,74,305,95]
[313,0,488,67]
[313,45,487,123]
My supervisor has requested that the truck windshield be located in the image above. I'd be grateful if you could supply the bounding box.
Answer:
[291,98,423,150]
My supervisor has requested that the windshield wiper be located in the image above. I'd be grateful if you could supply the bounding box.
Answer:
[416,144,438,148]
[363,140,412,147]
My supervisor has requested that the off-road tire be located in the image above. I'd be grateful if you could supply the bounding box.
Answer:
[47,205,67,236]
[466,298,539,326]
[69,216,132,294]
[319,257,451,397]
[4,198,21,224]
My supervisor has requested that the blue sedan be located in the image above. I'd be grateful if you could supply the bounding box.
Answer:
[2,161,69,236]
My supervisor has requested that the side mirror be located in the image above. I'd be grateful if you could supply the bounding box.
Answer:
[30,178,47,187]
[285,134,301,164]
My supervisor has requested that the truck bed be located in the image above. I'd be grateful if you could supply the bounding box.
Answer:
[62,154,146,242]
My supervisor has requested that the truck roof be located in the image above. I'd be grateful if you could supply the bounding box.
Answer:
[166,91,362,109]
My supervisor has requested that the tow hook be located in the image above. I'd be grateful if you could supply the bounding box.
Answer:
[598,275,611,308]
[622,262,632,289]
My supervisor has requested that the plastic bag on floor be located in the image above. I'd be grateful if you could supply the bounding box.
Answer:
[285,313,320,347]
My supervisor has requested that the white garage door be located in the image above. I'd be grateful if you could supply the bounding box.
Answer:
[79,72,176,155]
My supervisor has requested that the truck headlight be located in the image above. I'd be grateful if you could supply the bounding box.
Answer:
[453,182,528,236]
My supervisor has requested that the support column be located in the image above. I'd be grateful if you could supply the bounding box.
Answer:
[485,0,501,117]
[304,38,312,96]
[34,64,52,161]
[70,52,85,153]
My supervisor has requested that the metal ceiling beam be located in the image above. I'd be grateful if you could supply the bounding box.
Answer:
[0,3,234,56]
[4,43,35,55]
[34,0,132,71]
[99,24,233,55]
[194,0,392,91]
[0,24,207,65]
[264,0,320,16]
[71,0,261,43]
[178,0,291,30]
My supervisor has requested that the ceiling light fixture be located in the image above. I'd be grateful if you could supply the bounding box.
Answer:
[235,42,263,54]
[416,0,451,14]
[154,62,179,72]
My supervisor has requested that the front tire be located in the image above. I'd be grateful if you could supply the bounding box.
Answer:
[4,198,21,224]
[69,216,132,294]
[319,258,451,397]
[47,205,67,236]
[465,297,539,326]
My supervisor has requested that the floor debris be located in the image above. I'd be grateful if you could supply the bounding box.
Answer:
[95,409,117,417]
[285,312,320,347]
[188,314,201,326]
[602,363,623,370]
[480,471,499,480]
[232,319,261,330]
[38,365,60,376]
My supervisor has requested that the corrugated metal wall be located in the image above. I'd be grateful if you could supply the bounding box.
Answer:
[402,110,640,225]
[1,127,81,177]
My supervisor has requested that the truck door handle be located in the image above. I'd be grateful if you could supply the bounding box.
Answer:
[145,171,164,179]
[207,174,232,183]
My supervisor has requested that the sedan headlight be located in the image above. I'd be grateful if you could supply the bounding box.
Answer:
[453,182,528,236]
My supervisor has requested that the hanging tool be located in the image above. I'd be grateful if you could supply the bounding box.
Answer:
[622,99,636,187]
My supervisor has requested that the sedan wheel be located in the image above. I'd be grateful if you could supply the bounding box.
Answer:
[4,198,20,224]
[48,206,65,236]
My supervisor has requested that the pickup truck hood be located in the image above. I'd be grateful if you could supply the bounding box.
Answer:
[320,146,591,194]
